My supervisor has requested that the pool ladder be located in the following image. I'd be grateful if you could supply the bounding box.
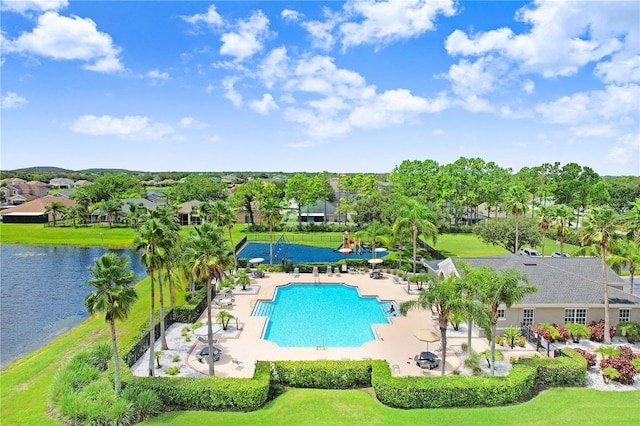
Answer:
[316,339,326,350]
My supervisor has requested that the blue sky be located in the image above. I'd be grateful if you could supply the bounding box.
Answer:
[1,0,639,175]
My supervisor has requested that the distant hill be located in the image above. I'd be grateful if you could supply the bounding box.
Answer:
[4,166,73,173]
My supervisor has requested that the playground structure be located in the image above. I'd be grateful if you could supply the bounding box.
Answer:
[334,231,372,255]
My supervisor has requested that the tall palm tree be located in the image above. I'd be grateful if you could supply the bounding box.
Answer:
[133,217,166,376]
[210,200,238,269]
[85,253,138,396]
[44,201,67,227]
[400,275,466,376]
[554,204,573,255]
[392,198,438,289]
[581,206,620,344]
[609,240,640,296]
[257,197,285,265]
[183,223,231,375]
[455,261,489,356]
[503,186,528,254]
[538,205,555,256]
[624,198,640,242]
[477,266,536,375]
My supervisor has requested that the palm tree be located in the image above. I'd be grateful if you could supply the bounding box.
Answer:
[392,198,438,291]
[257,197,285,265]
[44,201,67,227]
[581,206,619,344]
[616,240,640,296]
[362,221,391,258]
[236,272,251,291]
[554,204,573,255]
[216,310,235,330]
[210,200,238,269]
[455,261,489,356]
[152,206,181,309]
[538,205,555,256]
[183,223,231,375]
[503,186,528,254]
[477,266,536,375]
[133,217,166,376]
[84,253,138,396]
[400,275,466,376]
[101,198,123,227]
[623,198,640,242]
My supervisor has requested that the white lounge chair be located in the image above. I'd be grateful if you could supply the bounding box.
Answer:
[334,267,340,275]
[293,267,300,277]
[312,266,319,276]
[326,265,332,275]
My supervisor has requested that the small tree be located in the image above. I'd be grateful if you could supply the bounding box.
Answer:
[595,345,622,360]
[503,326,521,348]
[217,310,235,330]
[236,272,251,291]
[565,323,592,343]
[602,367,620,384]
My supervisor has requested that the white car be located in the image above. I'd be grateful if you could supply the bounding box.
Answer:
[519,248,542,257]
[551,252,571,258]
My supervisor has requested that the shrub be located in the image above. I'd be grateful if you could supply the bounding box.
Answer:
[587,319,616,342]
[172,355,180,363]
[165,366,181,376]
[517,348,586,389]
[554,325,569,342]
[90,342,113,372]
[599,345,639,385]
[464,352,482,375]
[272,360,372,389]
[120,387,162,423]
[573,348,597,368]
[616,321,640,344]
[503,326,521,348]
[518,336,526,347]
[461,343,468,352]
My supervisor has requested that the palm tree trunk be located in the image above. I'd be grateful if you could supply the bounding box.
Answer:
[467,316,473,356]
[629,266,635,296]
[206,278,215,376]
[167,266,175,309]
[269,225,274,265]
[148,270,155,377]
[158,270,168,350]
[601,244,611,344]
[514,217,520,254]
[439,318,447,376]
[490,323,497,375]
[110,319,121,396]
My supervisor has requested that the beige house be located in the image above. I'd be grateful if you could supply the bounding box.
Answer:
[461,255,640,333]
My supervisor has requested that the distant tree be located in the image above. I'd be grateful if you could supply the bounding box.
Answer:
[474,216,541,254]
[503,185,529,253]
[229,179,262,225]
[285,173,318,229]
[624,198,640,242]
[84,173,143,203]
[538,205,554,256]
[101,198,123,228]
[257,197,285,265]
[210,200,238,269]
[553,204,573,256]
[170,175,227,203]
[85,253,138,396]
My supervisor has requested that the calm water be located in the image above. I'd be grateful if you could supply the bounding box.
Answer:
[251,284,395,347]
[0,245,145,369]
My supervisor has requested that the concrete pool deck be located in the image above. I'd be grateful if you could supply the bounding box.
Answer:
[133,271,536,378]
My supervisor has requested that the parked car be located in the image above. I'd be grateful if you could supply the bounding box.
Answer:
[197,346,222,363]
[519,248,542,257]
[551,252,571,258]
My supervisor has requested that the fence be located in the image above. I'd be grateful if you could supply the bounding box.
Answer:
[245,233,343,244]
[520,324,564,358]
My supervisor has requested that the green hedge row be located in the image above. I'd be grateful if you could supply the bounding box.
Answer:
[371,361,537,409]
[271,360,373,389]
[516,348,587,389]
[121,361,270,411]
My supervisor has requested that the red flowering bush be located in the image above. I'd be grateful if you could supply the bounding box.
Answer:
[532,324,552,341]
[554,325,570,343]
[588,320,616,342]
[599,345,640,385]
[574,348,597,368]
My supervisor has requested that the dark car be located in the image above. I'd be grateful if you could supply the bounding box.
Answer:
[551,252,571,258]
[196,346,222,363]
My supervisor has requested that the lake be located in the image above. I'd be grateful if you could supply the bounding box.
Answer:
[0,245,146,369]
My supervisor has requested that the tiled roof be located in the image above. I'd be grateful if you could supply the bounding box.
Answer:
[461,255,640,307]
[0,197,75,215]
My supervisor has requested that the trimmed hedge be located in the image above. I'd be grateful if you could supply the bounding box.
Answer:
[371,361,537,409]
[272,360,373,389]
[516,348,586,389]
[122,361,271,411]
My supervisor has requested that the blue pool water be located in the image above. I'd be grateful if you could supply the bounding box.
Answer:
[251,284,395,347]
[239,242,387,264]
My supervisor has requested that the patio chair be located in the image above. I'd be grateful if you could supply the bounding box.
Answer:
[392,276,401,284]
[326,265,332,275]
[334,267,341,275]
[312,266,319,276]
[231,358,244,368]
[293,267,300,277]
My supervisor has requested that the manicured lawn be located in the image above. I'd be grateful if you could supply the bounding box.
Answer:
[434,233,511,257]
[141,387,640,425]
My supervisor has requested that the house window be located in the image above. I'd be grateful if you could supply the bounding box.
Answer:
[565,308,587,325]
[497,308,505,321]
[522,309,534,326]
[619,309,631,323]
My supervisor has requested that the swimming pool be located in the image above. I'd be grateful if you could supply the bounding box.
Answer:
[251,284,396,347]
[239,242,388,264]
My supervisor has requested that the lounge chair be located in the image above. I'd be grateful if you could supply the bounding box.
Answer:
[197,336,220,345]
[326,265,332,275]
[334,267,340,275]
[312,266,319,276]
[392,276,401,284]
[293,267,300,277]
[414,352,440,370]
[231,358,244,368]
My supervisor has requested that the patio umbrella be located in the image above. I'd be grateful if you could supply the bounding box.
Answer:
[368,258,383,270]
[338,247,352,254]
[194,324,222,337]
[249,257,264,264]
[414,328,440,351]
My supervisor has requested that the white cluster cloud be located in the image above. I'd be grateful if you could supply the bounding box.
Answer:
[177,117,207,129]
[220,10,271,61]
[71,115,173,139]
[281,9,303,22]
[2,92,28,109]
[606,133,640,166]
[146,69,169,80]
[1,0,68,14]
[222,76,243,107]
[250,94,278,115]
[340,0,457,50]
[181,5,223,26]
[3,11,123,72]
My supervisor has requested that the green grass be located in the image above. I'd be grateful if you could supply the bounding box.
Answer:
[141,387,640,426]
[434,233,511,258]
